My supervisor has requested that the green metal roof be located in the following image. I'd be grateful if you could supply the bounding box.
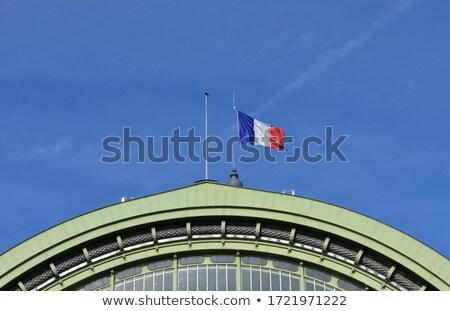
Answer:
[0,180,448,290]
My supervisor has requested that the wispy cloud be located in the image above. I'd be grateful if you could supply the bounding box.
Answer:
[253,0,419,116]
[32,137,73,157]
[0,115,78,164]
[5,137,74,162]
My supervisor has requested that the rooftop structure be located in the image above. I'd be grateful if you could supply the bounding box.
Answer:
[0,180,448,291]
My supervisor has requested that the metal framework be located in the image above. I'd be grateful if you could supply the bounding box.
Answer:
[0,180,448,291]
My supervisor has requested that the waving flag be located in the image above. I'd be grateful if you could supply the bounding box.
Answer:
[238,111,286,150]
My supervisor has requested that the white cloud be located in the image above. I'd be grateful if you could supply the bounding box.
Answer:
[32,137,73,157]
[3,136,74,163]
[253,0,419,116]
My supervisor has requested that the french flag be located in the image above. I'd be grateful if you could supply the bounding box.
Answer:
[238,111,286,150]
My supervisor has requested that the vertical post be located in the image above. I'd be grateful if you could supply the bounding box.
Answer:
[110,269,115,291]
[300,263,305,291]
[204,92,209,180]
[236,251,241,291]
[232,92,236,169]
[173,254,178,291]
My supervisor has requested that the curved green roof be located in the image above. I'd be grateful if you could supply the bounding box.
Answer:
[0,181,448,290]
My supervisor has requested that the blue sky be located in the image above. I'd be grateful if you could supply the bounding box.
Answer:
[0,0,449,258]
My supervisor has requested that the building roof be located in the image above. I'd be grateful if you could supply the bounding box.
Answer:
[0,180,448,290]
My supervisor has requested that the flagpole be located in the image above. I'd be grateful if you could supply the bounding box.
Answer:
[226,92,244,187]
[232,92,237,169]
[204,92,209,180]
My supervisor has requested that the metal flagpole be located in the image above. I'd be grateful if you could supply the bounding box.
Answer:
[232,92,237,169]
[204,92,209,180]
[226,92,244,187]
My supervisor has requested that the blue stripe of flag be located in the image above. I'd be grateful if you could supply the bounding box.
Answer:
[238,111,255,144]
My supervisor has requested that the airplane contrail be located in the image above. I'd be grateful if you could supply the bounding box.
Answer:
[252,0,419,116]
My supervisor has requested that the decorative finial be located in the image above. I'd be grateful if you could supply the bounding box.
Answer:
[226,169,243,187]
